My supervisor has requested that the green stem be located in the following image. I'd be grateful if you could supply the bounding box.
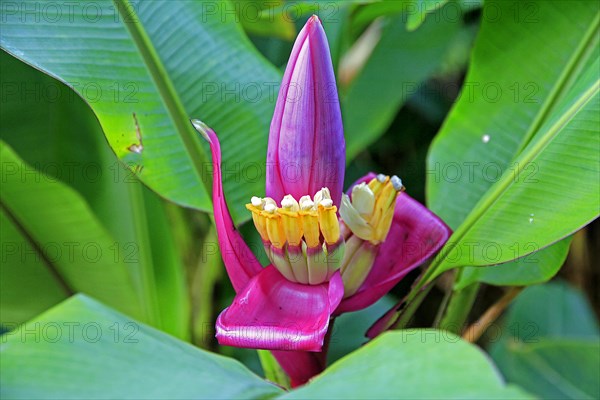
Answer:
[377,266,438,332]
[391,281,434,330]
[432,277,453,328]
[191,226,222,349]
[260,318,335,389]
[437,281,480,334]
[258,350,290,389]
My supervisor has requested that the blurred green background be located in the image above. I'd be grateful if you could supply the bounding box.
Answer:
[1,1,598,398]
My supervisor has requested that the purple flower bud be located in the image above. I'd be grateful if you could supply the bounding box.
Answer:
[266,15,345,206]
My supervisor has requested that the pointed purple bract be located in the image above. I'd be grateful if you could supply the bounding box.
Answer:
[267,15,345,206]
[195,121,263,292]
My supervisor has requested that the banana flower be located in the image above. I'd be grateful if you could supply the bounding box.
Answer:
[192,15,450,386]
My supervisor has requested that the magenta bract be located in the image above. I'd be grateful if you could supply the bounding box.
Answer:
[216,266,343,351]
[199,121,262,292]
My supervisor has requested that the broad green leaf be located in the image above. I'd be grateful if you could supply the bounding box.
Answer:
[265,0,363,21]
[493,340,600,400]
[281,329,532,399]
[320,2,354,73]
[190,227,224,347]
[428,0,599,229]
[0,0,281,223]
[0,142,144,322]
[251,2,356,71]
[351,0,412,33]
[327,295,396,364]
[0,210,67,326]
[425,0,600,279]
[234,0,296,40]
[0,295,283,400]
[343,5,462,159]
[489,281,599,399]
[0,53,190,339]
[432,57,599,277]
[129,184,191,340]
[434,20,477,77]
[406,0,449,31]
[0,52,119,325]
[455,236,572,289]
[491,281,599,342]
[351,0,480,38]
[0,51,113,208]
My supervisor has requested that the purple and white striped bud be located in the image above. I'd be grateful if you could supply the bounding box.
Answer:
[266,15,345,207]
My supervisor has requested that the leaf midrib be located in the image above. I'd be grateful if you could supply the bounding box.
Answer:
[112,0,211,199]
[516,344,595,399]
[425,77,600,282]
[515,12,600,154]
[0,201,73,297]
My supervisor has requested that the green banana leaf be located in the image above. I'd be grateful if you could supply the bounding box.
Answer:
[1,0,282,223]
[426,0,599,281]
